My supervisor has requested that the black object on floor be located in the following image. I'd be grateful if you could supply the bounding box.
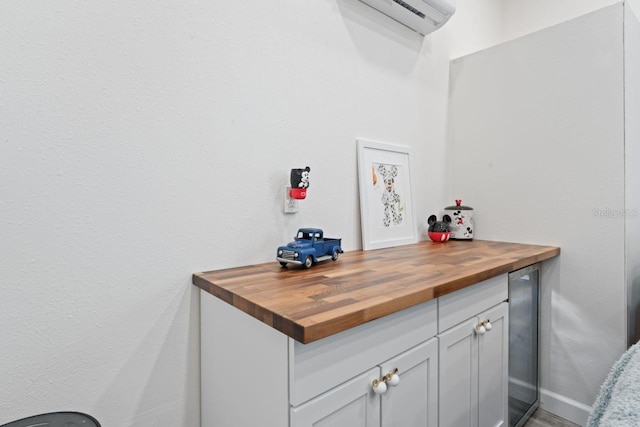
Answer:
[0,412,100,427]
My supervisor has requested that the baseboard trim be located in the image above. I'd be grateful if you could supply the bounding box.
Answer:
[539,388,592,426]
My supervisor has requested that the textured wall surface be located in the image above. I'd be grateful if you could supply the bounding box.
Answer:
[2,0,634,425]
[499,0,639,43]
[448,5,627,424]
[0,0,504,425]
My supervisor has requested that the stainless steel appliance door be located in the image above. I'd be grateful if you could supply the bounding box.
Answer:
[508,263,540,427]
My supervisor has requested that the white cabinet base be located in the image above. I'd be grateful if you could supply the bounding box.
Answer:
[438,302,509,427]
[201,290,439,427]
[291,368,381,427]
[381,339,438,427]
[439,317,478,427]
[201,273,509,427]
[479,303,509,427]
[200,290,289,427]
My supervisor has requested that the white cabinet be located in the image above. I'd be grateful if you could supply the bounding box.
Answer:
[200,274,507,427]
[380,339,438,427]
[439,317,478,427]
[291,367,381,427]
[478,303,508,427]
[438,274,509,427]
[289,299,438,407]
[292,339,438,427]
[200,291,439,427]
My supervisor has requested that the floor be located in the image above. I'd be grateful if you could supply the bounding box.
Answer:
[524,409,581,427]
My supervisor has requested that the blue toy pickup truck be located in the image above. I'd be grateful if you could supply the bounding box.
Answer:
[277,228,343,268]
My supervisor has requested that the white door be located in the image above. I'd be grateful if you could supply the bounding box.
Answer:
[380,338,438,427]
[439,317,479,427]
[291,367,381,427]
[478,302,509,427]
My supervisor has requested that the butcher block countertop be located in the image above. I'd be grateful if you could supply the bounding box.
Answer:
[193,240,559,344]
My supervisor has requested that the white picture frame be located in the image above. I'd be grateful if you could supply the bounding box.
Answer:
[356,139,418,250]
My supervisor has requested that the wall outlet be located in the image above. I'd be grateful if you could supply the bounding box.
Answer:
[284,186,298,214]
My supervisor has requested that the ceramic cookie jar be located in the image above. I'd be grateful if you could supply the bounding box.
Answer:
[443,199,474,240]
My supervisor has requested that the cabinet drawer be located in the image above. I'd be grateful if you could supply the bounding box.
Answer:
[437,274,507,333]
[289,299,437,406]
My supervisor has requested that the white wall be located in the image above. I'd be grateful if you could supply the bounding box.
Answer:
[625,2,640,347]
[5,1,633,425]
[500,0,640,43]
[448,4,627,424]
[0,0,504,425]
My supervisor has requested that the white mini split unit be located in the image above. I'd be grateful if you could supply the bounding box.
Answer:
[358,0,456,35]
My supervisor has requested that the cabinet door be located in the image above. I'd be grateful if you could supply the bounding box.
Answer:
[291,367,381,427]
[478,302,509,427]
[380,338,438,427]
[439,317,479,427]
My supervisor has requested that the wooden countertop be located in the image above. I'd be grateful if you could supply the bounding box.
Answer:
[193,240,559,344]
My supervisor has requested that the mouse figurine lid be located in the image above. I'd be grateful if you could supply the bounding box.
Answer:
[427,214,451,243]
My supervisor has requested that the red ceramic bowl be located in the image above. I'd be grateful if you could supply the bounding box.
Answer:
[428,231,451,242]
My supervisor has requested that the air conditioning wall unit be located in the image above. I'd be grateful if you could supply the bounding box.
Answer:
[358,0,456,36]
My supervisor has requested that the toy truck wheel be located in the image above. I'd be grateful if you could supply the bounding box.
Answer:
[280,262,288,267]
[331,248,340,261]
[304,256,313,269]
